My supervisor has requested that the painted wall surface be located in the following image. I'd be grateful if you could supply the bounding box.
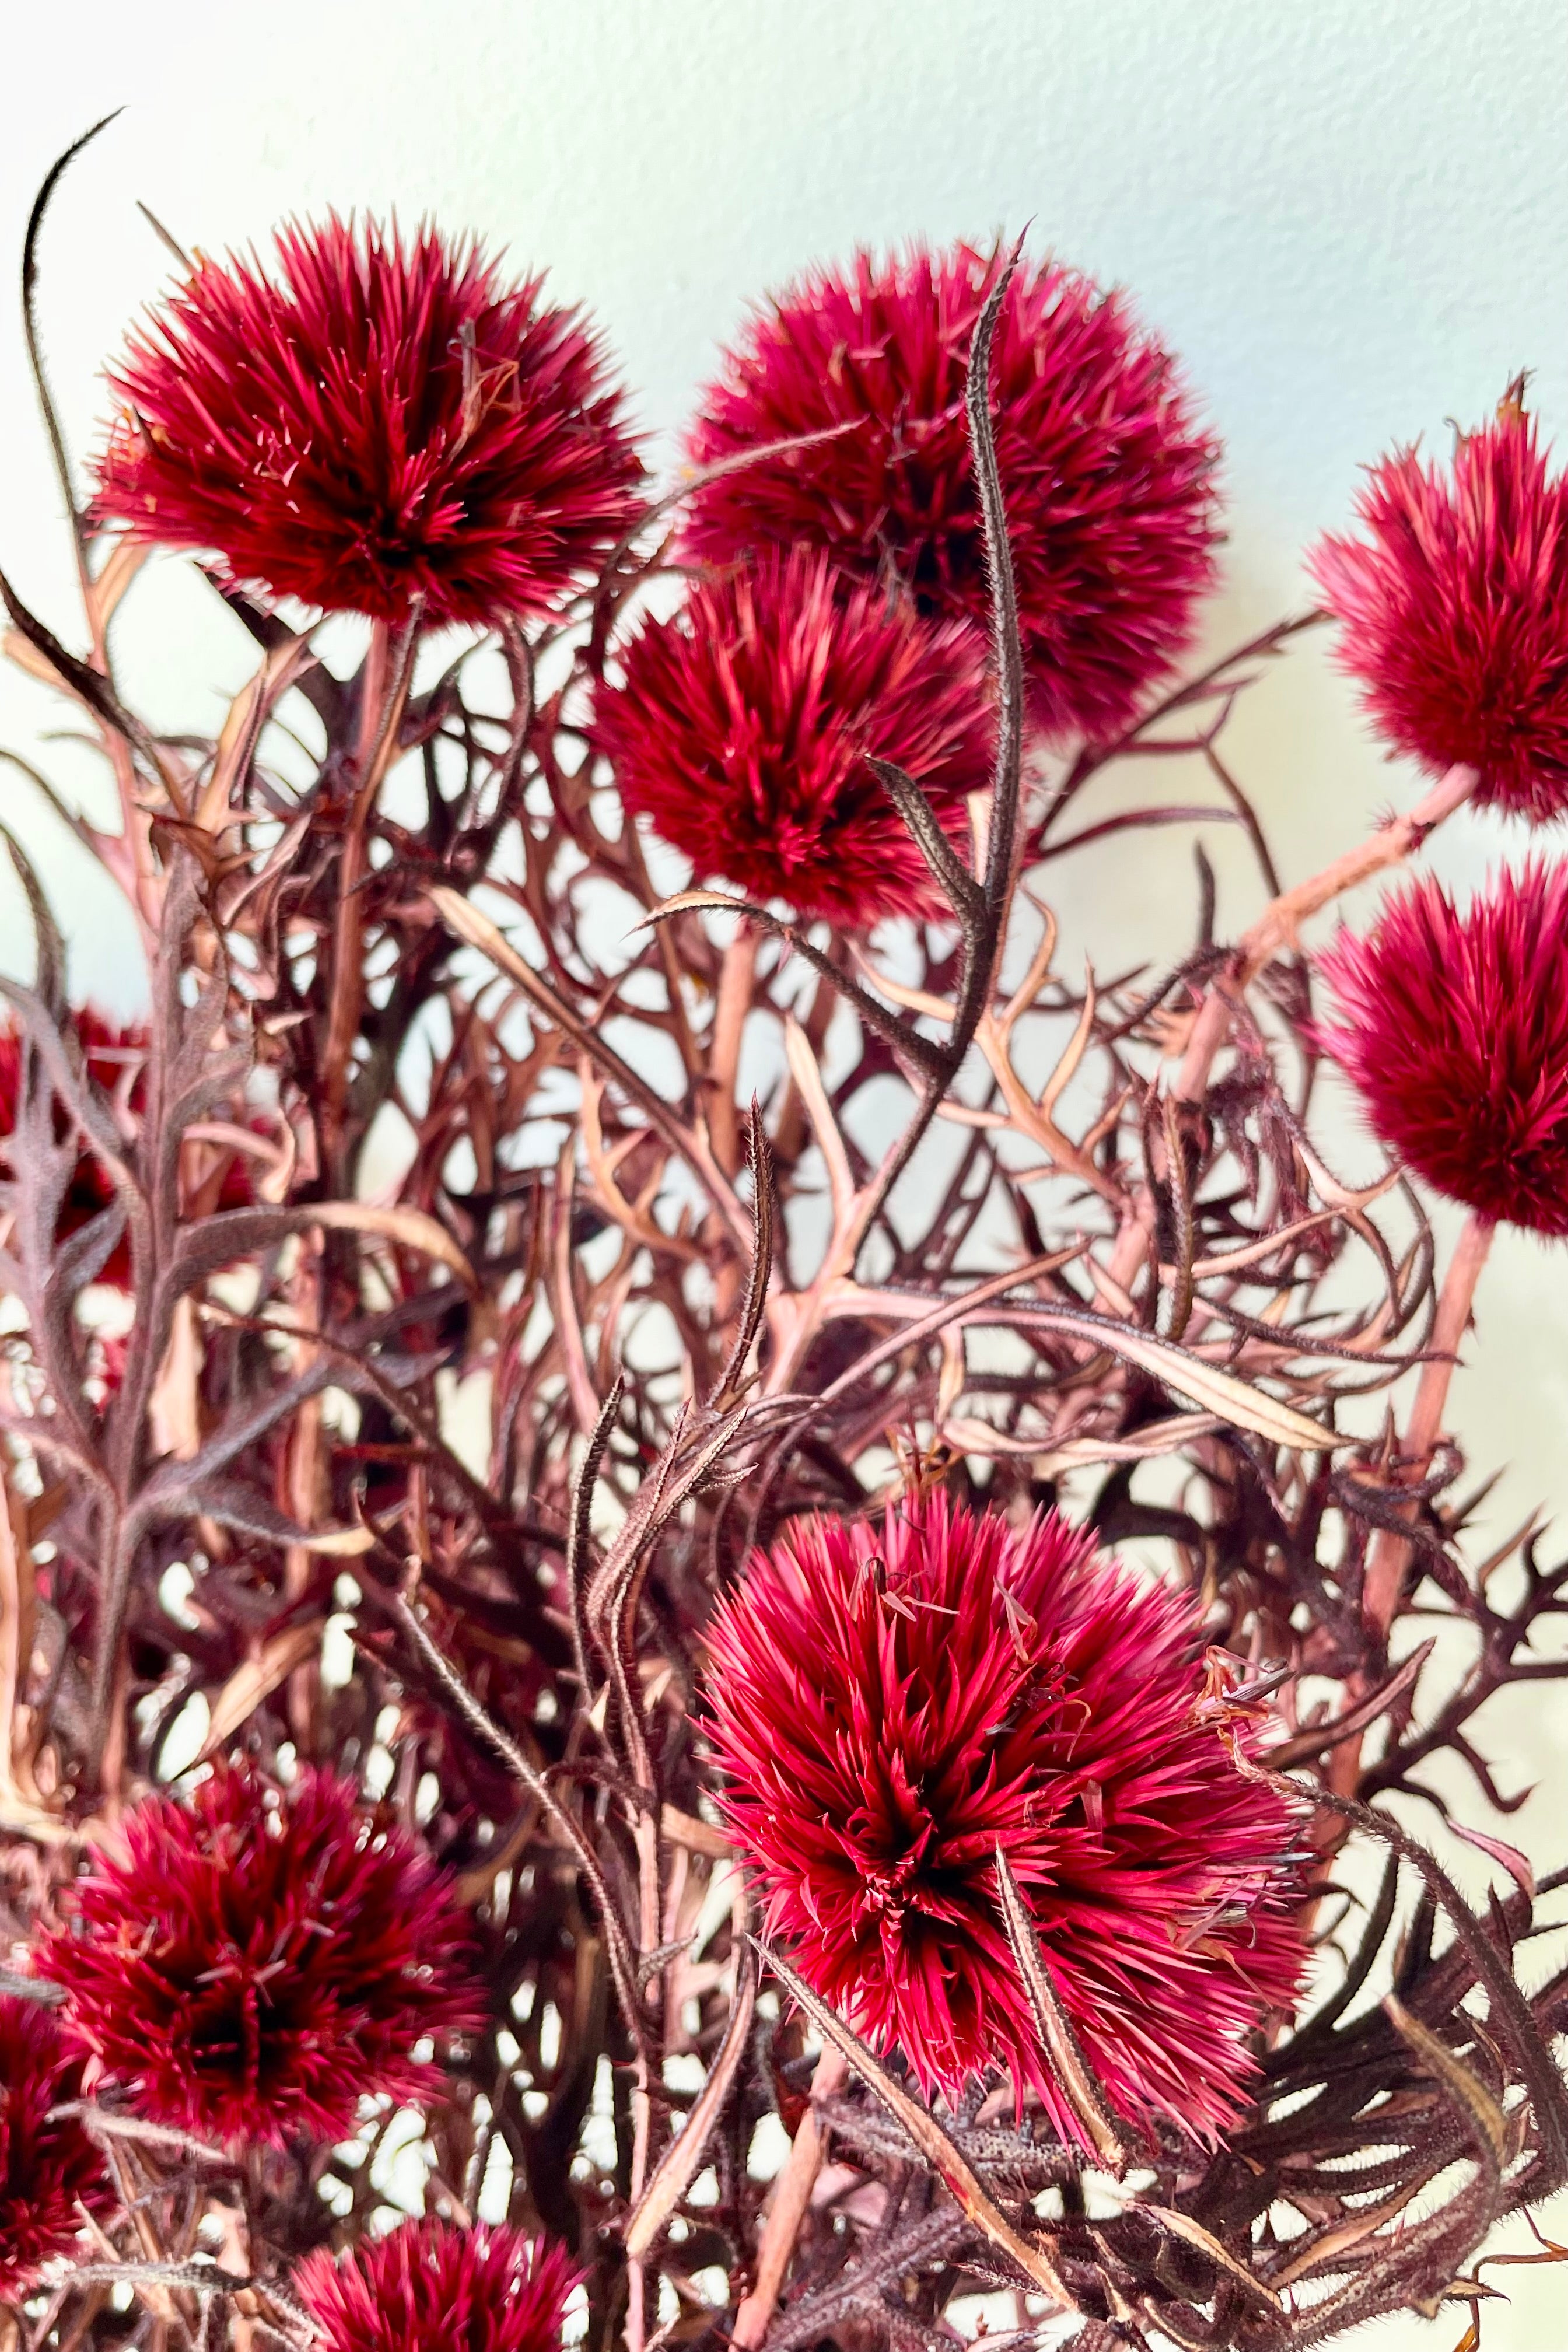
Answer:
[3,4,1567,2336]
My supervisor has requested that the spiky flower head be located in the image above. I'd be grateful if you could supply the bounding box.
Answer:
[1317,859,1568,1233]
[704,1496,1305,2146]
[594,545,991,926]
[93,215,644,625]
[1310,397,1568,820]
[0,1009,147,1290]
[0,1995,111,2299]
[296,2219,579,2352]
[44,1761,481,2147]
[681,243,1220,742]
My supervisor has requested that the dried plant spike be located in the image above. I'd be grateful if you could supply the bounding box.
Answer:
[1104,2194,1286,2313]
[710,1106,775,1408]
[751,1937,1073,2309]
[1383,1994,1509,2172]
[993,1844,1126,2171]
[624,1947,757,2259]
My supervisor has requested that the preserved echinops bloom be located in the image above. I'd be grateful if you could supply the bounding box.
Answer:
[684,243,1220,742]
[295,2219,579,2352]
[1312,400,1568,821]
[94,215,644,626]
[45,1762,482,2147]
[704,1496,1306,2147]
[1318,860,1568,1234]
[596,545,991,926]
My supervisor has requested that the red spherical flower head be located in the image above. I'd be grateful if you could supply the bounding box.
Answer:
[681,243,1220,742]
[705,1495,1306,2146]
[296,2218,579,2352]
[44,1761,482,2148]
[0,1009,147,1289]
[596,546,992,926]
[1310,398,1568,820]
[0,1995,112,2298]
[93,215,644,626]
[1317,859,1568,1234]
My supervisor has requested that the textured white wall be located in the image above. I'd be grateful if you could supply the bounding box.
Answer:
[5,3,1568,2336]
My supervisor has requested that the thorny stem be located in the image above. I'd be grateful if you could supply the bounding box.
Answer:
[1033,610,1324,850]
[731,2046,849,2348]
[1174,760,1478,1101]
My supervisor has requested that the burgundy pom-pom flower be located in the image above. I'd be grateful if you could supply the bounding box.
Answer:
[93,215,644,625]
[595,546,992,925]
[704,1496,1306,2146]
[1310,400,1568,820]
[296,2218,579,2352]
[1317,859,1568,1233]
[44,1762,481,2147]
[0,1010,147,1290]
[0,1995,111,2298]
[681,243,1220,742]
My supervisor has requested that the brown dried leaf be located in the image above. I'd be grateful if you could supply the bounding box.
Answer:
[993,1845,1125,2171]
[754,1938,1072,2309]
[1384,1994,1508,2170]
[203,1620,326,1755]
[625,1947,757,2258]
[310,1200,475,1288]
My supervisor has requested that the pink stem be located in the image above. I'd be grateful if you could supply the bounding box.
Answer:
[731,2046,848,2348]
[1361,1209,1495,1642]
[1175,761,1478,1103]
[708,921,757,1175]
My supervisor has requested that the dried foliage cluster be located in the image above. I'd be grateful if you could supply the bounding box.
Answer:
[1,126,1567,2352]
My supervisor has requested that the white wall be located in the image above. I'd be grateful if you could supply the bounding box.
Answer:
[4,4,1568,2336]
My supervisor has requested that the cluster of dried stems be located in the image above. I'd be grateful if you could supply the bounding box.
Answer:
[1,173,1566,2352]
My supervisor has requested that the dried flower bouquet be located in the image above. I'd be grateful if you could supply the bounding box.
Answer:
[1,123,1566,2352]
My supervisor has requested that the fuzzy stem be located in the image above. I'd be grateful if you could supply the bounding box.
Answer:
[1361,1208,1495,1643]
[708,921,756,1175]
[731,2045,848,2348]
[1175,761,1478,1102]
